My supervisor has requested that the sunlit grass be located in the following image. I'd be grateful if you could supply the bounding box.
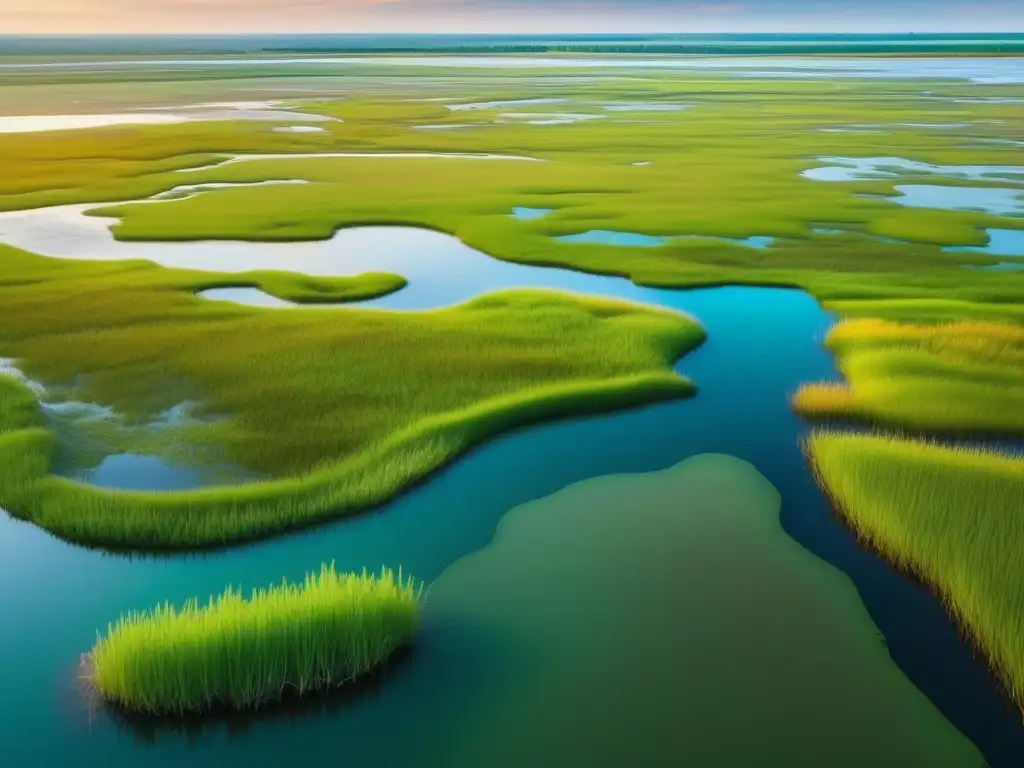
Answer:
[794,318,1024,433]
[89,563,420,714]
[0,243,704,548]
[806,430,1024,709]
[0,76,1022,552]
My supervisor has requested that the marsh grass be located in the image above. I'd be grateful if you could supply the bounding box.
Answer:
[0,244,704,547]
[793,318,1024,433]
[88,563,420,714]
[806,430,1024,709]
[1,78,1023,551]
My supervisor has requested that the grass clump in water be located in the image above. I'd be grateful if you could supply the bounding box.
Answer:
[806,430,1024,709]
[88,563,420,715]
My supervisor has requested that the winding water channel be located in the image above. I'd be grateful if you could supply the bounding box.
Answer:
[0,201,1022,765]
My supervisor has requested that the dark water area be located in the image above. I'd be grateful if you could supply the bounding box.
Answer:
[1,281,1022,765]
[425,455,981,767]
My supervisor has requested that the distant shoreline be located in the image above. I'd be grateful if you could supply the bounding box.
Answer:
[1,32,1024,58]
[1,52,1023,68]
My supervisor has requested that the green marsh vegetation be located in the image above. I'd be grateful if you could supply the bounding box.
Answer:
[3,85,1019,302]
[0,68,1023,552]
[794,318,1024,434]
[0,242,703,548]
[796,309,1024,716]
[807,432,1024,710]
[89,563,420,714]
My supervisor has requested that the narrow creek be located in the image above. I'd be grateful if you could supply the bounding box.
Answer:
[0,203,1021,765]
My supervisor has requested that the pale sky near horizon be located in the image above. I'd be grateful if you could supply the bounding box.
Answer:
[3,0,1022,35]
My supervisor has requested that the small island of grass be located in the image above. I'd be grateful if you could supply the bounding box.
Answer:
[87,564,420,714]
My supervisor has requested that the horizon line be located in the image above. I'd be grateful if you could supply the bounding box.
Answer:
[4,31,1024,38]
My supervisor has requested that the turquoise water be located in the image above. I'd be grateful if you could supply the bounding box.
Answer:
[66,453,210,491]
[2,273,1022,765]
[556,229,669,246]
[509,207,554,220]
[0,204,1022,763]
[803,157,1024,184]
[947,229,1024,258]
[891,185,1024,217]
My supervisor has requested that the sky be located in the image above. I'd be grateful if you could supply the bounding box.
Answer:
[3,0,1023,35]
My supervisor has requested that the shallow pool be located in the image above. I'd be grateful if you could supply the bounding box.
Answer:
[66,454,211,491]
[891,185,1024,217]
[509,207,555,220]
[803,156,1024,184]
[556,230,774,249]
[946,228,1024,258]
[556,229,670,247]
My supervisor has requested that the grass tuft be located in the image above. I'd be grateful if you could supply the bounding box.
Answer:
[88,563,420,715]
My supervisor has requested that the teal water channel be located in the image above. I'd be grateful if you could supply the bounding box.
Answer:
[0,215,1022,765]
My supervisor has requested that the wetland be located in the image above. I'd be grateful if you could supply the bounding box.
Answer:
[1,48,1023,767]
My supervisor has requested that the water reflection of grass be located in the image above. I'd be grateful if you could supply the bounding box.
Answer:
[108,645,416,746]
[89,564,420,714]
[807,431,1024,711]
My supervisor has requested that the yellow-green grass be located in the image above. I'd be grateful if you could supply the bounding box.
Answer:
[70,154,1024,317]
[0,245,704,549]
[4,87,1023,270]
[794,318,1024,434]
[0,76,1023,550]
[89,563,420,714]
[806,430,1024,709]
